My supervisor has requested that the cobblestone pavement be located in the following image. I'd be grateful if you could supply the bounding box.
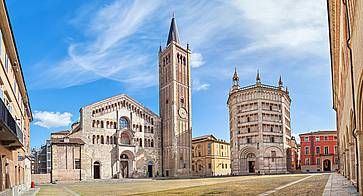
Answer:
[323,173,359,196]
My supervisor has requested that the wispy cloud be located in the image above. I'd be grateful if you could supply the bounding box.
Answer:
[32,0,161,89]
[30,0,329,90]
[34,111,73,129]
[190,53,204,68]
[193,79,210,91]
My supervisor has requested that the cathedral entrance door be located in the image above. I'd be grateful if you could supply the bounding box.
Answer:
[248,161,255,173]
[147,162,153,178]
[93,161,100,179]
[121,161,129,178]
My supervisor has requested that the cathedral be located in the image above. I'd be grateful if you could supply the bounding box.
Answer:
[50,17,192,181]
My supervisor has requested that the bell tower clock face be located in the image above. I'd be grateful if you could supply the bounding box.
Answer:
[178,107,187,119]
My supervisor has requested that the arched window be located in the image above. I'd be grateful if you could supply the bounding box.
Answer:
[140,139,143,147]
[151,127,154,133]
[97,135,100,144]
[151,139,154,147]
[101,136,104,144]
[120,132,131,145]
[101,121,104,128]
[114,136,117,144]
[92,135,95,144]
[119,117,129,129]
[106,136,109,144]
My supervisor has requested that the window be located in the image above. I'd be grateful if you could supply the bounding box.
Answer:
[75,159,81,169]
[4,53,8,71]
[247,116,250,122]
[271,151,276,162]
[270,137,274,143]
[208,163,211,169]
[305,158,310,165]
[315,136,320,142]
[317,158,320,165]
[222,163,224,169]
[247,137,252,144]
[119,117,128,129]
[248,128,250,133]
[305,147,309,155]
[316,146,320,154]
[324,147,329,155]
[324,136,328,141]
[304,137,308,142]
[270,127,273,132]
[270,106,273,111]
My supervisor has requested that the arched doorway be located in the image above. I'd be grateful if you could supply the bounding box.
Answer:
[120,154,129,178]
[323,159,331,171]
[147,161,153,178]
[246,153,256,173]
[93,161,100,179]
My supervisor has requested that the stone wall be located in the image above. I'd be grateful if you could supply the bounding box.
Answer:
[31,174,50,184]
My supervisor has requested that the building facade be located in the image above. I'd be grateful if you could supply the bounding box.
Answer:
[228,70,292,175]
[327,0,363,192]
[50,94,161,182]
[287,136,299,171]
[31,140,51,174]
[191,135,230,176]
[299,131,338,172]
[0,0,32,194]
[159,16,192,177]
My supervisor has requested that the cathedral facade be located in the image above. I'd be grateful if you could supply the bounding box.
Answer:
[228,70,292,175]
[51,95,162,181]
[50,17,192,181]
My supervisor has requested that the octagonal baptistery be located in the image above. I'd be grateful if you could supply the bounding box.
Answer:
[228,69,292,175]
[78,94,161,180]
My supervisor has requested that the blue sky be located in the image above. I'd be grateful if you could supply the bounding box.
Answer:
[6,0,335,148]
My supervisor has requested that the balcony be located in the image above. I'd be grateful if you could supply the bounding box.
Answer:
[0,98,23,149]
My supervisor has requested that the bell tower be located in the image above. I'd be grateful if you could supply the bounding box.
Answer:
[159,16,192,177]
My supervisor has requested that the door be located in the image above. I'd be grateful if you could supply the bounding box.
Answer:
[323,160,331,171]
[121,161,129,178]
[93,162,100,179]
[248,161,255,173]
[148,165,153,178]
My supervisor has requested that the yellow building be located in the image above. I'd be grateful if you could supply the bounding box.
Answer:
[192,135,230,176]
[328,0,363,193]
[0,0,32,194]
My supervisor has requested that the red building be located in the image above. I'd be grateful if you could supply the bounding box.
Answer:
[299,131,338,172]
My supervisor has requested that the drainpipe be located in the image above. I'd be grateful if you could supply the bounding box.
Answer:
[342,0,359,192]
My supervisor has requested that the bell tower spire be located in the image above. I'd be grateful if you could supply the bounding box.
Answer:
[166,15,180,45]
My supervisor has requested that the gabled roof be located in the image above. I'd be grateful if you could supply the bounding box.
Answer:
[51,137,85,145]
[51,130,70,135]
[83,93,159,118]
[166,17,180,46]
[192,134,217,141]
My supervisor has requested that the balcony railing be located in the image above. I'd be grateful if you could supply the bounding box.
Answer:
[0,98,23,145]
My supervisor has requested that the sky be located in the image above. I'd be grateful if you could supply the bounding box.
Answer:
[5,0,335,148]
